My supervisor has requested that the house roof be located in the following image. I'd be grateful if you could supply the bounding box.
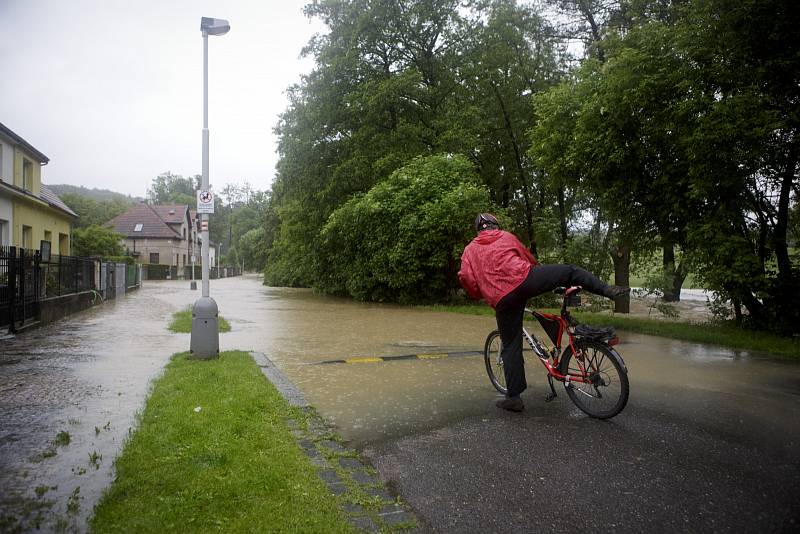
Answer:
[109,203,182,239]
[151,204,189,225]
[40,185,79,217]
[0,121,50,164]
[0,180,77,219]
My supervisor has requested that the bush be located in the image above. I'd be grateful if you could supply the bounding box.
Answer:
[318,154,496,303]
[72,225,124,257]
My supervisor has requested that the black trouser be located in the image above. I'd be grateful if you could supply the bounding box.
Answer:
[495,264,611,398]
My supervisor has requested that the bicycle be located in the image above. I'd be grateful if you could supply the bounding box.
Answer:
[484,286,629,419]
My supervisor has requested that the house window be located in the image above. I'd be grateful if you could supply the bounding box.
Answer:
[44,230,52,243]
[23,159,33,191]
[134,223,143,232]
[0,219,8,246]
[149,252,159,264]
[22,225,32,249]
[183,254,187,266]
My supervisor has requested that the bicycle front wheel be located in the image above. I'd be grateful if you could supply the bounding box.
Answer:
[484,330,507,395]
[559,339,629,419]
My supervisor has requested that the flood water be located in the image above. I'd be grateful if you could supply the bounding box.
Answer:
[2,275,799,531]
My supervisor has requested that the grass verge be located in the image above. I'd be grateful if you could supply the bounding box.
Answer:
[91,351,355,533]
[168,308,231,333]
[423,303,800,359]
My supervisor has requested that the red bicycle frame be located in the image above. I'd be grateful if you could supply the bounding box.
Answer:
[522,286,619,387]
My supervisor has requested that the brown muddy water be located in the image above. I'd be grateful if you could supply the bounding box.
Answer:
[2,275,798,532]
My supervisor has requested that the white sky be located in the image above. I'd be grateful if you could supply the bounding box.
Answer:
[0,0,325,197]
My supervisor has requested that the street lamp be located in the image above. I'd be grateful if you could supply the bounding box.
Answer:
[190,16,229,359]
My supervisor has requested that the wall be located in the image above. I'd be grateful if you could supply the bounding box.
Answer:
[122,237,186,267]
[39,291,95,324]
[12,199,72,252]
[0,195,11,246]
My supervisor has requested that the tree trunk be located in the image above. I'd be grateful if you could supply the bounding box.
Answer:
[490,80,535,248]
[611,242,631,313]
[773,144,796,286]
[661,241,686,302]
[557,186,569,248]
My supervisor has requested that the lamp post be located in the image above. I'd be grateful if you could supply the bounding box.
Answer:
[190,16,229,359]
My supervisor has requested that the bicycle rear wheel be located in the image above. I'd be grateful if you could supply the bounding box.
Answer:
[559,339,629,419]
[484,330,507,395]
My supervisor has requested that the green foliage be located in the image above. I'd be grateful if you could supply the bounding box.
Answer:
[59,193,133,229]
[318,155,494,302]
[238,227,268,271]
[48,184,140,203]
[529,0,800,335]
[71,225,124,258]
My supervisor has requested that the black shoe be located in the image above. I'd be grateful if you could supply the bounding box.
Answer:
[605,285,631,299]
[495,397,524,412]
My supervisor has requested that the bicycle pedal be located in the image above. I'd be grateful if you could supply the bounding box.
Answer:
[544,392,557,403]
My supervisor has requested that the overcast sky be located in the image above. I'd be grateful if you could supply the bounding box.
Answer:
[0,0,325,197]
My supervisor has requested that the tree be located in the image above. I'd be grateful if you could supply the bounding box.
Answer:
[238,227,268,271]
[72,225,124,258]
[147,172,199,205]
[678,0,799,333]
[266,0,563,289]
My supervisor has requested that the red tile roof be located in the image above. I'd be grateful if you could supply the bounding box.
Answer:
[109,203,182,239]
[152,204,189,225]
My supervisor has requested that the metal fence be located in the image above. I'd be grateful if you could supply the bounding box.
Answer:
[1,246,141,333]
[40,254,96,299]
[183,265,242,279]
[0,246,39,329]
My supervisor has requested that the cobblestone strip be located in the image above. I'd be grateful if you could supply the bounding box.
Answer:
[251,352,419,533]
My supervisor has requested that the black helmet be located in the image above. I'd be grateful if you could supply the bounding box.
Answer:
[475,213,500,233]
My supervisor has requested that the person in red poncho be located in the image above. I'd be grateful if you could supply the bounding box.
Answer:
[459,213,629,412]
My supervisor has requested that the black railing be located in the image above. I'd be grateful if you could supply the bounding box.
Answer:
[40,254,96,298]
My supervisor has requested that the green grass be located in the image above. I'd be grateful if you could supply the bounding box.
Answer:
[91,351,355,534]
[168,308,231,333]
[423,303,800,359]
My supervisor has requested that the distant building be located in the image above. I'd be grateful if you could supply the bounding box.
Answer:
[109,203,213,270]
[0,122,77,252]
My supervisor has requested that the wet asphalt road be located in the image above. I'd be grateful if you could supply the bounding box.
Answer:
[1,276,798,533]
[364,382,800,533]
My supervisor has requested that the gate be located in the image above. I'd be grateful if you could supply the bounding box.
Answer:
[1,246,41,332]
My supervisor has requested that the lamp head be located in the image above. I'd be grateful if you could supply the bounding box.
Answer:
[201,17,230,36]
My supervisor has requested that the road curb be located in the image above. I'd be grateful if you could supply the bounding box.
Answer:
[250,352,420,533]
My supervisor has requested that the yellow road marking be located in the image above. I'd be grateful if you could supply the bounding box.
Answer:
[417,353,448,359]
[344,357,384,364]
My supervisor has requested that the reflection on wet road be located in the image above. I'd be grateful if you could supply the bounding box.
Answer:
[2,275,798,531]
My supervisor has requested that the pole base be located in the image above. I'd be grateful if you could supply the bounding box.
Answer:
[190,280,197,290]
[189,296,219,359]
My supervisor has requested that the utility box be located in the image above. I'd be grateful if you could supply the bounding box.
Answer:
[189,296,219,359]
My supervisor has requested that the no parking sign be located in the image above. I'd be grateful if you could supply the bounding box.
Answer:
[197,190,214,214]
